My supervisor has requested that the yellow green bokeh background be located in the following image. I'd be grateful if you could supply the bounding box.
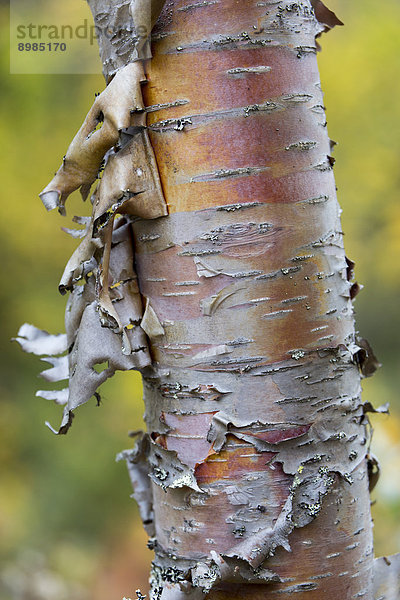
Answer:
[1,1,399,598]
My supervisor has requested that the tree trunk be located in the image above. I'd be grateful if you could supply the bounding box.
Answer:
[123,2,374,598]
[15,1,400,599]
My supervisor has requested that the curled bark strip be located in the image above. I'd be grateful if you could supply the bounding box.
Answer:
[62,217,90,239]
[350,281,363,300]
[117,432,155,536]
[96,218,134,355]
[356,336,382,378]
[59,145,167,297]
[373,553,400,600]
[363,401,390,416]
[16,220,151,434]
[141,298,166,338]
[310,0,343,32]
[40,62,147,215]
[92,128,168,238]
[36,388,69,406]
[13,324,67,356]
[59,229,101,295]
[39,355,69,382]
[367,453,381,493]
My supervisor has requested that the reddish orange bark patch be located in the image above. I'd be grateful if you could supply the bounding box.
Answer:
[195,435,276,484]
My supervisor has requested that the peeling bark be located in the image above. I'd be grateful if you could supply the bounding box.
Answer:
[16,1,399,598]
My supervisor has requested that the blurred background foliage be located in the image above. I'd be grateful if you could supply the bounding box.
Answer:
[0,0,399,598]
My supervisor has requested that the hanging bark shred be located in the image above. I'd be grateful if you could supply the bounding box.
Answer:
[310,0,343,31]
[15,1,399,598]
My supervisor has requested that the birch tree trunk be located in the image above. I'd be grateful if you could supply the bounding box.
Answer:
[124,2,375,598]
[16,1,400,599]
